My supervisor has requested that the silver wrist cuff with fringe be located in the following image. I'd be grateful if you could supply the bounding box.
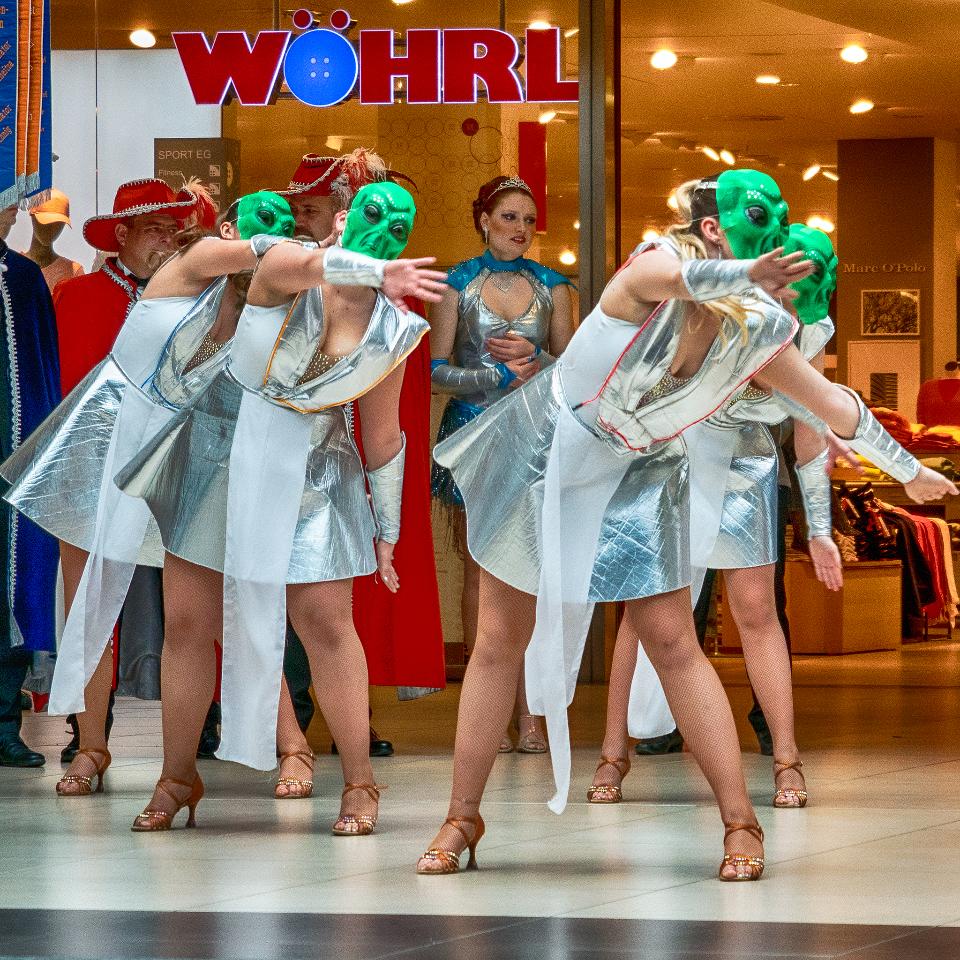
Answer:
[795,449,834,540]
[680,258,754,303]
[323,246,386,288]
[840,386,921,484]
[367,434,405,543]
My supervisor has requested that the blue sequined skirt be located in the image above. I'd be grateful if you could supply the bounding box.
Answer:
[431,398,485,508]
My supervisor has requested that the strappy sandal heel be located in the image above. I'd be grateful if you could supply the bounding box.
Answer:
[275,750,315,800]
[773,758,808,808]
[56,747,111,797]
[131,775,204,832]
[332,782,383,836]
[516,714,548,754]
[587,755,630,803]
[416,814,486,874]
[719,821,765,881]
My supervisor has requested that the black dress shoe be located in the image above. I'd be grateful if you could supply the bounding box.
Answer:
[196,703,221,759]
[634,729,684,755]
[0,737,45,767]
[60,714,80,764]
[748,707,774,756]
[331,728,396,758]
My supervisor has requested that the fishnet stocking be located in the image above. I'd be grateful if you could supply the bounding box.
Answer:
[58,543,113,787]
[459,523,480,655]
[275,676,313,796]
[287,578,377,826]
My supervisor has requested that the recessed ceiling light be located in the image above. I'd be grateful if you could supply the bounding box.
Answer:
[806,215,835,233]
[564,27,579,38]
[720,149,736,166]
[841,44,868,64]
[650,49,678,70]
[129,28,156,48]
[559,249,577,266]
[642,229,661,243]
[850,98,874,114]
[573,220,580,230]
[822,170,839,182]
[667,192,679,212]
[755,74,781,85]
[538,110,557,124]
[701,145,721,162]
[802,164,822,181]
[392,0,416,4]
[529,20,552,30]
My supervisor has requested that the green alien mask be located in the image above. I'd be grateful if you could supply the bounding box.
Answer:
[235,191,296,240]
[783,223,838,325]
[716,169,790,260]
[341,182,416,260]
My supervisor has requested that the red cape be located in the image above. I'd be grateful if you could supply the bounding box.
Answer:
[352,302,446,689]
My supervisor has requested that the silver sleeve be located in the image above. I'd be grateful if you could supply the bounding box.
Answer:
[250,234,288,258]
[839,386,921,483]
[771,390,828,434]
[795,449,833,540]
[680,258,754,303]
[431,361,502,395]
[322,246,386,288]
[367,434,405,543]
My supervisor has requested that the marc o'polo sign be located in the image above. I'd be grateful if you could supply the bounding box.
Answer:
[842,262,928,274]
[173,8,578,108]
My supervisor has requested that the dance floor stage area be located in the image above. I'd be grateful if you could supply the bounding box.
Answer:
[2,642,960,959]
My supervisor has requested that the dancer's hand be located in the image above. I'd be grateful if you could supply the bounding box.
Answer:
[504,355,539,388]
[376,540,400,593]
[382,258,448,310]
[904,465,958,503]
[809,536,843,591]
[488,332,537,362]
[824,431,863,475]
[748,249,816,300]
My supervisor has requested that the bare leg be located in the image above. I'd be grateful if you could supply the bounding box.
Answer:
[275,676,314,798]
[417,570,536,870]
[724,565,805,801]
[625,589,763,877]
[57,543,114,793]
[135,554,221,819]
[287,579,377,831]
[590,617,636,793]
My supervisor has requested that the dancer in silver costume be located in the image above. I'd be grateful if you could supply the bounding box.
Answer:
[589,223,843,812]
[416,173,955,881]
[0,187,295,798]
[431,175,574,754]
[117,182,447,833]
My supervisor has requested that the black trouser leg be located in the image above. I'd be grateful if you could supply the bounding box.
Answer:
[283,625,315,734]
[0,647,31,742]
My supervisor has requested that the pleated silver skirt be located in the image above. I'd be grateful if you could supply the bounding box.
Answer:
[433,367,688,602]
[117,369,377,583]
[0,359,165,565]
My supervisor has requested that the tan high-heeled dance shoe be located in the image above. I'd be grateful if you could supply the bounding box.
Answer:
[773,758,808,808]
[275,750,314,800]
[56,747,111,797]
[416,814,486,874]
[131,775,204,831]
[718,822,765,881]
[516,714,548,754]
[587,755,630,803]
[332,782,382,836]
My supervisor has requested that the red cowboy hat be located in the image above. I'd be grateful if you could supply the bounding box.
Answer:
[82,178,199,252]
[278,149,417,203]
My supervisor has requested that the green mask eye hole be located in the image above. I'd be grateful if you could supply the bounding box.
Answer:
[257,209,276,227]
[282,221,295,237]
[390,223,408,241]
[745,205,769,226]
[364,204,382,224]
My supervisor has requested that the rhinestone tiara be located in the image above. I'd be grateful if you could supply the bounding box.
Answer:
[489,175,533,199]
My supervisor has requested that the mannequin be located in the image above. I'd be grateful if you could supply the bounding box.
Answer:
[22,189,83,292]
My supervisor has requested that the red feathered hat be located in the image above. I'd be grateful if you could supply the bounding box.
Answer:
[83,179,198,252]
[278,148,417,207]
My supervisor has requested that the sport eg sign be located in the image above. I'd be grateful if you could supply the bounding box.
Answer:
[173,8,579,108]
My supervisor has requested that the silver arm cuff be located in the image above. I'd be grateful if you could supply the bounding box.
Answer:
[367,434,405,543]
[795,449,833,540]
[680,258,754,303]
[771,390,828,434]
[322,246,386,288]
[431,361,502,395]
[840,386,921,483]
[250,234,288,258]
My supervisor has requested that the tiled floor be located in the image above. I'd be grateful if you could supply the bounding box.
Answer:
[2,641,960,958]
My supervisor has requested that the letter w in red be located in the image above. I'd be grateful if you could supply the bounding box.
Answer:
[173,31,290,106]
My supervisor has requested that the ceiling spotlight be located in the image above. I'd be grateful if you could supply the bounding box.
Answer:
[806,215,835,233]
[850,98,874,114]
[538,110,557,124]
[720,149,736,166]
[559,249,577,266]
[650,49,678,70]
[701,145,721,162]
[841,44,868,64]
[564,27,579,38]
[392,0,416,4]
[667,192,679,212]
[802,164,822,181]
[642,229,661,243]
[529,20,552,30]
[822,170,840,182]
[129,28,156,48]
[573,220,580,230]
[756,74,781,85]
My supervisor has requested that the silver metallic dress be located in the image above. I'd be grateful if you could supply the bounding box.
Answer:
[435,240,799,812]
[686,314,835,575]
[118,284,428,770]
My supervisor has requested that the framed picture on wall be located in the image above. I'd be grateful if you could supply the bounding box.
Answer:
[860,289,920,336]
